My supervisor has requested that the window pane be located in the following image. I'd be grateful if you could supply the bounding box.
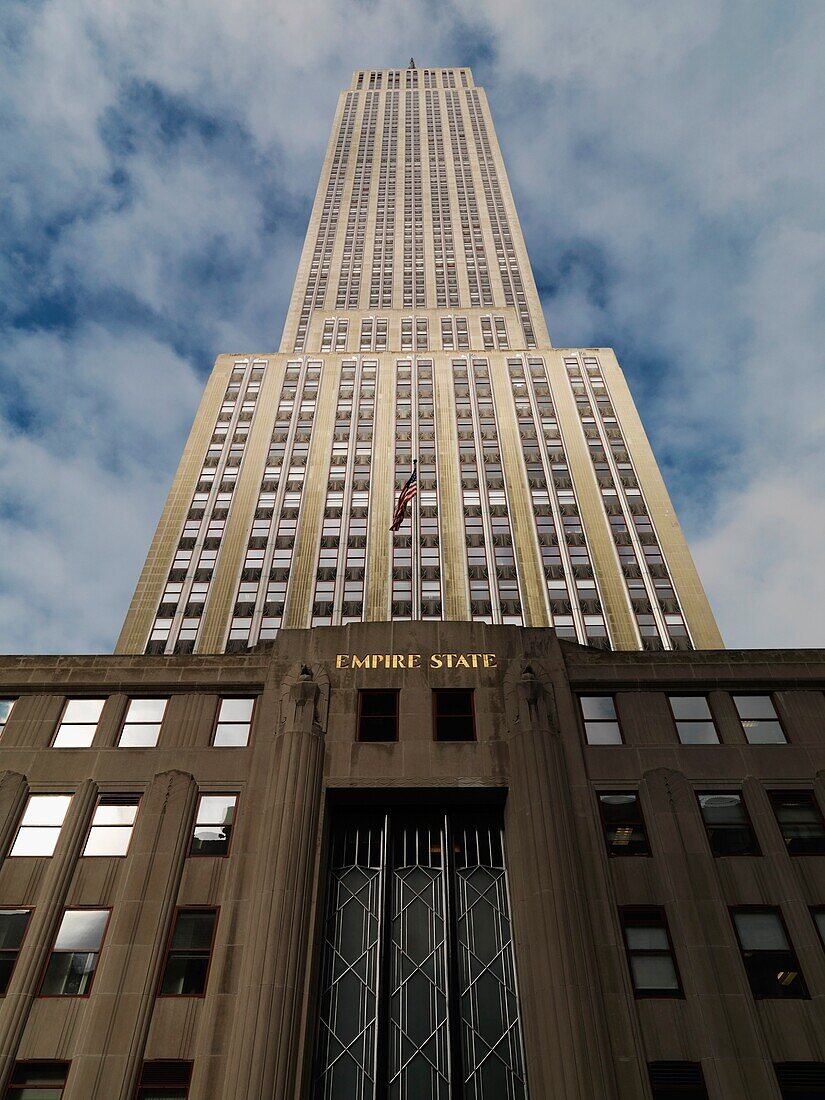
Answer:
[676,721,719,745]
[92,803,138,826]
[53,725,98,748]
[742,720,786,745]
[734,911,788,950]
[83,827,132,857]
[197,796,235,826]
[813,911,825,946]
[40,951,98,996]
[670,696,711,720]
[119,724,161,748]
[171,912,215,951]
[580,696,616,720]
[0,910,30,950]
[213,723,250,747]
[54,910,108,952]
[734,695,778,720]
[125,699,167,722]
[585,722,621,745]
[625,925,669,951]
[61,699,105,723]
[10,827,62,857]
[20,796,71,827]
[0,700,15,726]
[218,698,254,722]
[630,955,679,991]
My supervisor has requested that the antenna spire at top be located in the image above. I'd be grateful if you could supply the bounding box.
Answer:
[409,57,416,68]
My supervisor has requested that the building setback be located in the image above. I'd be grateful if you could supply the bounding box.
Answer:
[2,65,823,1100]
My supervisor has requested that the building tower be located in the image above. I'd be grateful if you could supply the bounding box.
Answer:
[117,65,722,656]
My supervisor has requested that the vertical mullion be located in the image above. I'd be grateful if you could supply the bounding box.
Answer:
[375,812,391,1100]
[445,813,465,1100]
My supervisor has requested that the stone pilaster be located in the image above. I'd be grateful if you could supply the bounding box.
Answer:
[0,778,97,1092]
[218,666,326,1100]
[504,667,619,1098]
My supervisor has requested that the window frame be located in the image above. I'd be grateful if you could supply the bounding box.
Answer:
[6,1060,70,1098]
[211,696,257,748]
[648,1061,708,1099]
[767,789,825,856]
[732,693,788,744]
[134,1060,193,1099]
[696,789,761,857]
[579,694,623,746]
[666,694,720,745]
[810,907,825,951]
[432,688,476,743]
[8,794,73,858]
[51,697,107,749]
[619,906,683,998]
[117,697,169,749]
[357,689,400,743]
[38,907,112,998]
[189,792,239,858]
[82,795,141,858]
[730,905,808,999]
[0,908,33,995]
[597,790,650,857]
[0,698,17,739]
[158,906,219,999]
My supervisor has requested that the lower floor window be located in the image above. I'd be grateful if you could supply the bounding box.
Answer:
[135,1061,192,1098]
[6,1061,68,1097]
[313,808,528,1099]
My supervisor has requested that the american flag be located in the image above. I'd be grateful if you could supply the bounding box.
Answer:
[390,461,418,531]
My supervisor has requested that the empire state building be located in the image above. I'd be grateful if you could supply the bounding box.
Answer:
[117,65,722,657]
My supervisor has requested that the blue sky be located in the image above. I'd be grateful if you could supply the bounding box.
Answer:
[1,0,824,652]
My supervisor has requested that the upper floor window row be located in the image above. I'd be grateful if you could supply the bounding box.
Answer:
[580,692,789,745]
[0,696,258,750]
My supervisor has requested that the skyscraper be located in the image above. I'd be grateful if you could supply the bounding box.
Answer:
[117,64,721,657]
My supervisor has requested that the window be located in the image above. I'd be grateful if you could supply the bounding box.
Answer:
[160,909,217,996]
[775,1063,825,1098]
[669,696,719,744]
[40,909,109,996]
[697,792,760,856]
[648,1062,708,1099]
[620,908,681,996]
[314,810,527,1098]
[768,791,825,855]
[580,696,622,744]
[83,797,139,856]
[357,690,399,742]
[813,908,825,951]
[52,699,105,748]
[190,794,236,856]
[213,697,255,746]
[0,699,15,737]
[118,698,167,747]
[598,792,649,856]
[733,694,786,743]
[9,794,72,857]
[0,910,31,993]
[5,1062,68,1098]
[433,689,475,741]
[135,1062,192,1099]
[731,907,807,998]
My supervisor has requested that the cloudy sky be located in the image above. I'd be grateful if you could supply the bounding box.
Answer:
[2,0,824,653]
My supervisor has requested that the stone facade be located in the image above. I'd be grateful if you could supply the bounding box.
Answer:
[0,623,822,1097]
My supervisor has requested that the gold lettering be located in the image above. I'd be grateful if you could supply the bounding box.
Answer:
[409,653,421,668]
[483,653,497,668]
[470,653,479,668]
[392,654,405,669]
[352,654,367,669]
[456,654,470,668]
[430,654,443,669]
[336,654,350,669]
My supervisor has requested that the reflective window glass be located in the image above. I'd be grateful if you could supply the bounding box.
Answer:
[119,699,167,748]
[53,699,106,748]
[9,795,72,857]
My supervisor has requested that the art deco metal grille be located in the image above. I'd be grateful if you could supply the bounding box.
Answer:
[314,810,528,1100]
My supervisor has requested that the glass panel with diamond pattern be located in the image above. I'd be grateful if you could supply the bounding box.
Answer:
[313,810,528,1100]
